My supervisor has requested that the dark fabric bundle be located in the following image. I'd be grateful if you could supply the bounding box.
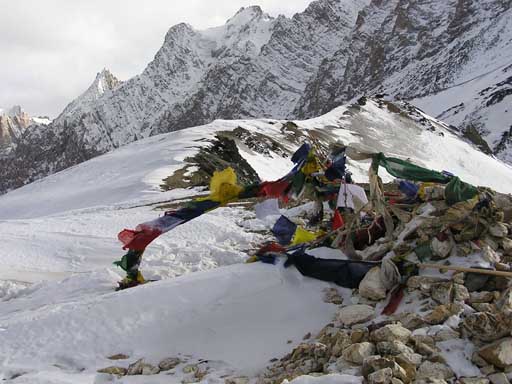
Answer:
[284,248,377,288]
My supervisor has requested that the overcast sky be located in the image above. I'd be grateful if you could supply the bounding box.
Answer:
[0,0,313,118]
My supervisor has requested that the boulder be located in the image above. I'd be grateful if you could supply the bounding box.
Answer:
[431,237,453,259]
[482,245,501,265]
[469,291,498,304]
[107,354,129,360]
[497,288,512,316]
[142,363,160,375]
[359,267,387,301]
[159,357,181,371]
[407,276,448,291]
[459,378,490,384]
[434,328,460,342]
[431,283,453,305]
[127,359,145,375]
[368,367,393,384]
[342,342,376,364]
[394,312,426,331]
[479,338,512,369]
[363,356,409,383]
[487,373,510,384]
[371,324,411,343]
[463,312,511,341]
[490,223,508,238]
[396,351,423,367]
[337,305,375,326]
[323,287,344,305]
[377,340,415,356]
[501,238,512,254]
[424,303,462,325]
[416,361,454,380]
[453,284,470,302]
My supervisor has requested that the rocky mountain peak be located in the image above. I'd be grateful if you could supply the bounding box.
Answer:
[93,68,120,95]
[227,6,268,24]
[55,68,120,125]
[0,105,37,152]
[5,105,23,117]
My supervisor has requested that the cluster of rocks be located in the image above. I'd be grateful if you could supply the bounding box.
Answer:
[260,266,512,384]
[98,355,182,377]
[97,354,251,384]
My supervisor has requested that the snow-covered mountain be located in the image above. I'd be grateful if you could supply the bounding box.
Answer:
[1,0,511,195]
[0,97,511,383]
[0,105,50,155]
[297,0,512,157]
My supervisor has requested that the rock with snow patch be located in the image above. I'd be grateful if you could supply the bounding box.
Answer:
[490,223,509,238]
[142,363,160,375]
[337,305,375,326]
[433,328,460,342]
[159,357,181,371]
[482,245,501,265]
[127,359,145,375]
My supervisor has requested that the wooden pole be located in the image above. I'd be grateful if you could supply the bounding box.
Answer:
[419,263,512,278]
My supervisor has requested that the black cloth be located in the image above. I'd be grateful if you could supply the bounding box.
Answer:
[284,248,377,288]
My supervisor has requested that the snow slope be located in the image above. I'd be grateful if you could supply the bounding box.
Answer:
[0,264,339,383]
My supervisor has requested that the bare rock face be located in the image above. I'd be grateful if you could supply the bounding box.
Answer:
[0,106,41,154]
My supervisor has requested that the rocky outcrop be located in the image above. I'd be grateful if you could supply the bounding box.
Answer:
[0,106,44,154]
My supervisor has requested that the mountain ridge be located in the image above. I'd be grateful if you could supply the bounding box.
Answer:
[1,0,511,194]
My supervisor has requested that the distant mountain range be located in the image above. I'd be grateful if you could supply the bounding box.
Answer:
[1,0,511,194]
[0,106,50,155]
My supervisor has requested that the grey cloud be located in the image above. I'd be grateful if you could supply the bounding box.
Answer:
[0,0,312,117]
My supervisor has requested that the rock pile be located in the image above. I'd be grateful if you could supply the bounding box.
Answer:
[260,264,512,384]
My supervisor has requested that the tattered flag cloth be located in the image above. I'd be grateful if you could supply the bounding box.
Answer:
[271,215,324,246]
[114,143,327,283]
